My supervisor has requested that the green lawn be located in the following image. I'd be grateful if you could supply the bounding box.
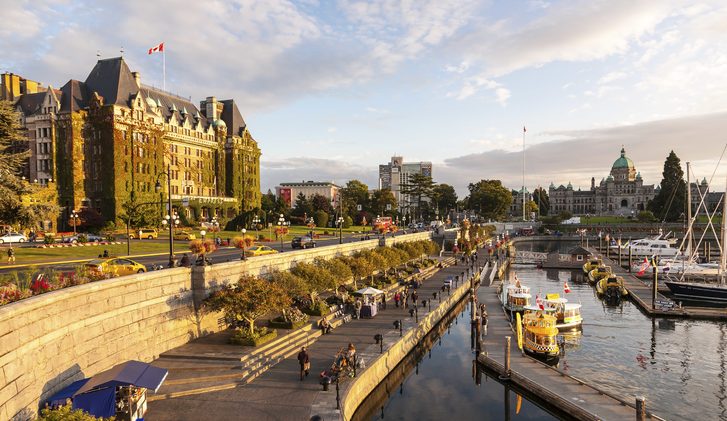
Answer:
[4,242,190,265]
[579,216,631,224]
[211,225,372,240]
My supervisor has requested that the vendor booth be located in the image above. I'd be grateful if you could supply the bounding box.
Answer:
[356,287,384,318]
[46,361,168,421]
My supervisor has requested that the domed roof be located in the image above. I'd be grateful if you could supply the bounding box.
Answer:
[212,119,227,127]
[612,147,634,170]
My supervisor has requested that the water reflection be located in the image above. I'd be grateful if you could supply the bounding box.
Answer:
[353,297,558,421]
[508,261,727,420]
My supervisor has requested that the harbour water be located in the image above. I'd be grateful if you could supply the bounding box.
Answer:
[357,241,727,420]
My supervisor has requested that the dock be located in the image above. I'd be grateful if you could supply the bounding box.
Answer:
[587,247,727,320]
[476,267,664,421]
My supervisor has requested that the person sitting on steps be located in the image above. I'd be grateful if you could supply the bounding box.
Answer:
[320,317,332,334]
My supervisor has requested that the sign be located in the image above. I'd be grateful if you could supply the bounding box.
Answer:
[182,197,190,207]
[654,299,676,310]
[505,224,514,230]
[386,204,392,210]
[357,204,362,211]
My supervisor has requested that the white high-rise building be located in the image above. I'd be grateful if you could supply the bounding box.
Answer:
[378,156,432,214]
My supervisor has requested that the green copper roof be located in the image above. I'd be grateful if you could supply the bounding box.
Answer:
[612,147,634,169]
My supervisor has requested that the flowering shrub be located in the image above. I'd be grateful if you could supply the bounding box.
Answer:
[0,286,31,306]
[30,274,52,294]
[232,236,254,249]
[190,239,217,255]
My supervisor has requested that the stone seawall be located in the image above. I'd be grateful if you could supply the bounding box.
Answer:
[0,232,431,420]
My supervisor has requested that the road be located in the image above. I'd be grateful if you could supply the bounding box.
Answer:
[0,232,380,275]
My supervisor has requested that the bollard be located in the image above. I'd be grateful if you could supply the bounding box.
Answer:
[652,264,658,310]
[618,245,622,268]
[628,245,632,273]
[500,336,511,380]
[428,299,431,312]
[635,396,646,421]
[353,353,357,377]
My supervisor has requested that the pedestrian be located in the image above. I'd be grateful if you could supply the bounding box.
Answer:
[412,291,418,306]
[320,318,332,334]
[402,290,408,306]
[297,346,310,381]
[7,247,15,264]
[354,299,362,319]
[180,253,191,267]
[394,292,401,308]
[345,343,356,367]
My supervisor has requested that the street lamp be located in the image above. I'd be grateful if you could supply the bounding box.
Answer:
[211,216,219,242]
[155,164,176,267]
[70,210,79,236]
[241,228,247,260]
[252,215,260,240]
[337,216,344,244]
[277,214,286,251]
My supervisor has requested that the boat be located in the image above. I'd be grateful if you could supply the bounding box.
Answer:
[610,237,680,257]
[502,284,532,313]
[521,311,560,363]
[582,258,603,274]
[587,266,611,284]
[543,295,583,330]
[596,274,628,302]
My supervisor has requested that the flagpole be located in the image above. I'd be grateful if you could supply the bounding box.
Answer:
[163,49,166,91]
[522,126,526,222]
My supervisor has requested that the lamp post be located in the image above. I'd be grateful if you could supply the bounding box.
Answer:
[211,216,219,242]
[70,210,79,236]
[241,228,247,260]
[252,215,260,240]
[155,164,176,267]
[277,214,286,251]
[337,216,344,244]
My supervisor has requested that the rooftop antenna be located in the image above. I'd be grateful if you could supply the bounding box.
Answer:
[120,46,124,57]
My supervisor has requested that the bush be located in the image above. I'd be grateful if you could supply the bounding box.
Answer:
[43,235,56,244]
[302,301,331,316]
[231,327,278,346]
[268,316,309,330]
[343,215,353,228]
[37,405,114,420]
[313,210,329,228]
[77,234,88,243]
[637,210,656,222]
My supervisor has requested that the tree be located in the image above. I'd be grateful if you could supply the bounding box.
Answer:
[316,257,352,295]
[36,405,114,420]
[341,180,370,220]
[348,254,374,289]
[400,173,435,221]
[310,193,333,214]
[313,209,329,228]
[291,193,313,218]
[118,194,160,230]
[0,100,59,228]
[268,269,307,321]
[637,210,656,222]
[290,262,336,305]
[648,151,687,222]
[525,200,538,217]
[204,274,290,335]
[432,184,458,216]
[466,180,512,221]
[370,188,397,216]
[532,187,549,216]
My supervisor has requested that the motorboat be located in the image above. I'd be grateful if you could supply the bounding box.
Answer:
[664,281,727,303]
[502,284,531,313]
[588,266,611,284]
[596,275,628,302]
[521,311,560,364]
[610,238,680,257]
[582,258,603,274]
[543,295,583,330]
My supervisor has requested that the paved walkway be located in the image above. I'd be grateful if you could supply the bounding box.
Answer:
[147,258,477,421]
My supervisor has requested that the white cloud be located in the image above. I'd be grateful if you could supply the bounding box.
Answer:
[598,71,627,85]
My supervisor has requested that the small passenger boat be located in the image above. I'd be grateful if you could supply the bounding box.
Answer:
[596,275,628,302]
[587,266,611,284]
[582,258,603,274]
[543,296,583,330]
[502,284,532,313]
[521,311,560,363]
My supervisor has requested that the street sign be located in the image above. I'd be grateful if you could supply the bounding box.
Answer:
[182,197,190,207]
[386,204,391,210]
[357,204,362,211]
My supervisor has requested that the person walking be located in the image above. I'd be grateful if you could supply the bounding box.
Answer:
[7,247,15,265]
[345,343,356,367]
[394,292,401,308]
[412,291,418,307]
[297,346,310,381]
[354,299,362,319]
[402,290,408,307]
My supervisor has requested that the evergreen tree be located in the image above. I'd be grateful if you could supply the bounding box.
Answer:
[400,173,435,221]
[532,187,549,216]
[648,151,686,222]
[465,179,512,221]
[291,193,312,218]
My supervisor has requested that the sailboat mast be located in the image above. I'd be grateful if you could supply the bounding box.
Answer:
[686,162,692,258]
[721,174,727,284]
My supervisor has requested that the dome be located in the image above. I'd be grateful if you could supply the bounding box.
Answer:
[612,147,635,170]
[212,119,227,128]
[567,181,572,190]
[636,172,642,180]
[606,175,614,181]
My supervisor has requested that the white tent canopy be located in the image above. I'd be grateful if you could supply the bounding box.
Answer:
[356,287,384,296]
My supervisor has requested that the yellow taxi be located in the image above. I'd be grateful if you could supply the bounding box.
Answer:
[173,231,196,241]
[84,258,147,277]
[129,229,158,239]
[244,245,279,257]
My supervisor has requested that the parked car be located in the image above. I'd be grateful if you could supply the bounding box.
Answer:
[128,229,158,239]
[0,233,27,243]
[83,258,147,277]
[245,245,279,257]
[173,231,196,241]
[62,233,103,244]
[291,236,316,249]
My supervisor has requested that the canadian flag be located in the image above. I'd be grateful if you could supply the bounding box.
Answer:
[563,282,571,294]
[148,42,164,55]
[523,126,527,133]
[535,294,544,310]
[636,257,649,276]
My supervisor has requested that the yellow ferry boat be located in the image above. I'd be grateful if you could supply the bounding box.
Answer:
[521,311,560,363]
[544,294,583,330]
[596,274,629,301]
[582,258,603,274]
[587,266,611,285]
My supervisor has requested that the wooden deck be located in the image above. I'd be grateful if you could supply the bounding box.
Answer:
[588,247,727,320]
[476,275,664,421]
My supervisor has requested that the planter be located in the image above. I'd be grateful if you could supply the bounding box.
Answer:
[231,329,278,347]
[268,318,309,330]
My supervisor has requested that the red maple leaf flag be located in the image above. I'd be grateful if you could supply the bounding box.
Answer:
[523,126,527,133]
[148,42,164,55]
[636,257,649,276]
[536,294,544,310]
[563,281,571,293]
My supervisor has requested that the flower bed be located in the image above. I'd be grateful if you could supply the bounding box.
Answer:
[231,327,278,347]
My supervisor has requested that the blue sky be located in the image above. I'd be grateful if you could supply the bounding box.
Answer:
[3,0,727,196]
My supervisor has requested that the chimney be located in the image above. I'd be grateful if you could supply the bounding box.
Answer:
[205,96,218,121]
[131,72,141,88]
[591,177,595,190]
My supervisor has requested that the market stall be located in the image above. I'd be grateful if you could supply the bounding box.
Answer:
[356,287,384,318]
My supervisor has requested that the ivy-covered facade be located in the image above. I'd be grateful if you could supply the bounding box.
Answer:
[10,57,262,228]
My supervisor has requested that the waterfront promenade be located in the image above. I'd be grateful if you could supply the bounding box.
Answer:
[147,258,473,420]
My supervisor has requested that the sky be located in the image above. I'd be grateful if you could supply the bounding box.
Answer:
[3,0,727,197]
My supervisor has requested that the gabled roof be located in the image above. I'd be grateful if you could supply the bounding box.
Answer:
[220,99,246,137]
[15,92,46,115]
[59,80,90,112]
[140,86,209,130]
[84,57,138,107]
